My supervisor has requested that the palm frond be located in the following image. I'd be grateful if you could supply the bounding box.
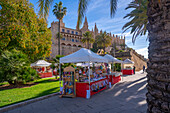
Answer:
[53,2,67,20]
[38,0,53,20]
[77,0,89,30]
[122,0,148,44]
[110,0,118,17]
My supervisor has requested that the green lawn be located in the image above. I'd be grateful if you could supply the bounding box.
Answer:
[0,77,61,108]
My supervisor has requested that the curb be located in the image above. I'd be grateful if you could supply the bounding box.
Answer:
[0,92,60,113]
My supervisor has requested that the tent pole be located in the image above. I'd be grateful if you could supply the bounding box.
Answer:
[59,63,62,93]
[88,62,91,99]
[112,61,114,72]
[121,63,123,81]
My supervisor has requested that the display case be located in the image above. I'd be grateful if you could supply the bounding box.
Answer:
[61,66,76,98]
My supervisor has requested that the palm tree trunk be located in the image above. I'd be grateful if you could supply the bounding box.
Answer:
[104,43,106,54]
[88,41,89,49]
[58,20,61,55]
[146,1,170,113]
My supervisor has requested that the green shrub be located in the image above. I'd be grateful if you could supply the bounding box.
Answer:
[0,49,39,85]
[21,67,39,83]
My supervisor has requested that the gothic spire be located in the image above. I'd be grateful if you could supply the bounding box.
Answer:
[84,16,88,25]
[81,16,88,30]
[94,23,98,34]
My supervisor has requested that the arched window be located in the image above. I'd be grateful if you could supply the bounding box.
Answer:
[72,31,74,34]
[78,45,82,47]
[61,43,66,45]
[62,29,65,32]
[73,44,77,47]
[67,44,71,46]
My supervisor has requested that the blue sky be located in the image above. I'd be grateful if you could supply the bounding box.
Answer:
[29,0,149,58]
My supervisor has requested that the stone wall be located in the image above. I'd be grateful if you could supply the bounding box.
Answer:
[114,50,148,71]
[61,45,81,55]
[131,50,147,71]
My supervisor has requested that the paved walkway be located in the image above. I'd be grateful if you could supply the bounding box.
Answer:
[4,73,147,113]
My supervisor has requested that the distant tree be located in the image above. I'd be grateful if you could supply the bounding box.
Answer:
[82,31,94,49]
[119,50,124,53]
[91,42,98,53]
[0,0,52,62]
[53,1,67,55]
[95,31,112,53]
[0,49,38,85]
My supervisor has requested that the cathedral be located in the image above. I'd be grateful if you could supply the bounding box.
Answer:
[50,17,125,58]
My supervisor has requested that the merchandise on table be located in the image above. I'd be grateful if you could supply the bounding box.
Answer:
[61,66,76,97]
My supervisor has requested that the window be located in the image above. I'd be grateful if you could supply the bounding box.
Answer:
[67,30,70,33]
[76,32,78,35]
[62,29,65,32]
[72,31,74,34]
[62,37,65,40]
[76,40,79,42]
[72,39,74,42]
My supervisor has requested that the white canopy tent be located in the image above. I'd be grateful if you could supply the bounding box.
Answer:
[59,48,108,98]
[104,54,122,63]
[76,63,93,67]
[123,59,134,69]
[104,54,123,72]
[60,48,108,63]
[31,60,51,67]
[123,59,134,64]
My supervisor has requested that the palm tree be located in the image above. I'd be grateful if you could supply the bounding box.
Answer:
[122,0,148,43]
[146,1,170,112]
[52,1,67,55]
[81,31,94,49]
[95,31,112,53]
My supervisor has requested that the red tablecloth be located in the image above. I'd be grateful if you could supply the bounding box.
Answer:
[39,72,53,78]
[76,78,108,98]
[121,69,133,75]
[106,75,121,85]
[53,71,58,75]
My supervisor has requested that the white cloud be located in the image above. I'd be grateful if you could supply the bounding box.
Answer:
[136,47,148,58]
[87,0,107,13]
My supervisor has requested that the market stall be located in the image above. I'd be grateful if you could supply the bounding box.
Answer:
[31,60,52,78]
[121,59,134,75]
[103,54,123,84]
[59,48,108,98]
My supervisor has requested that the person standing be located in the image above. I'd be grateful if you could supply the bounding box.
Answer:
[143,65,145,73]
[133,66,136,74]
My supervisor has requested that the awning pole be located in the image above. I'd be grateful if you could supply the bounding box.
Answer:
[59,63,62,93]
[112,61,114,72]
[88,62,91,99]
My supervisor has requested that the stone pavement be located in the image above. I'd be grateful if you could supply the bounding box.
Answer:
[4,73,147,113]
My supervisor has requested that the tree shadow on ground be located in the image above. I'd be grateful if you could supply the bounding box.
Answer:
[35,79,58,84]
[36,87,59,97]
[91,75,148,112]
